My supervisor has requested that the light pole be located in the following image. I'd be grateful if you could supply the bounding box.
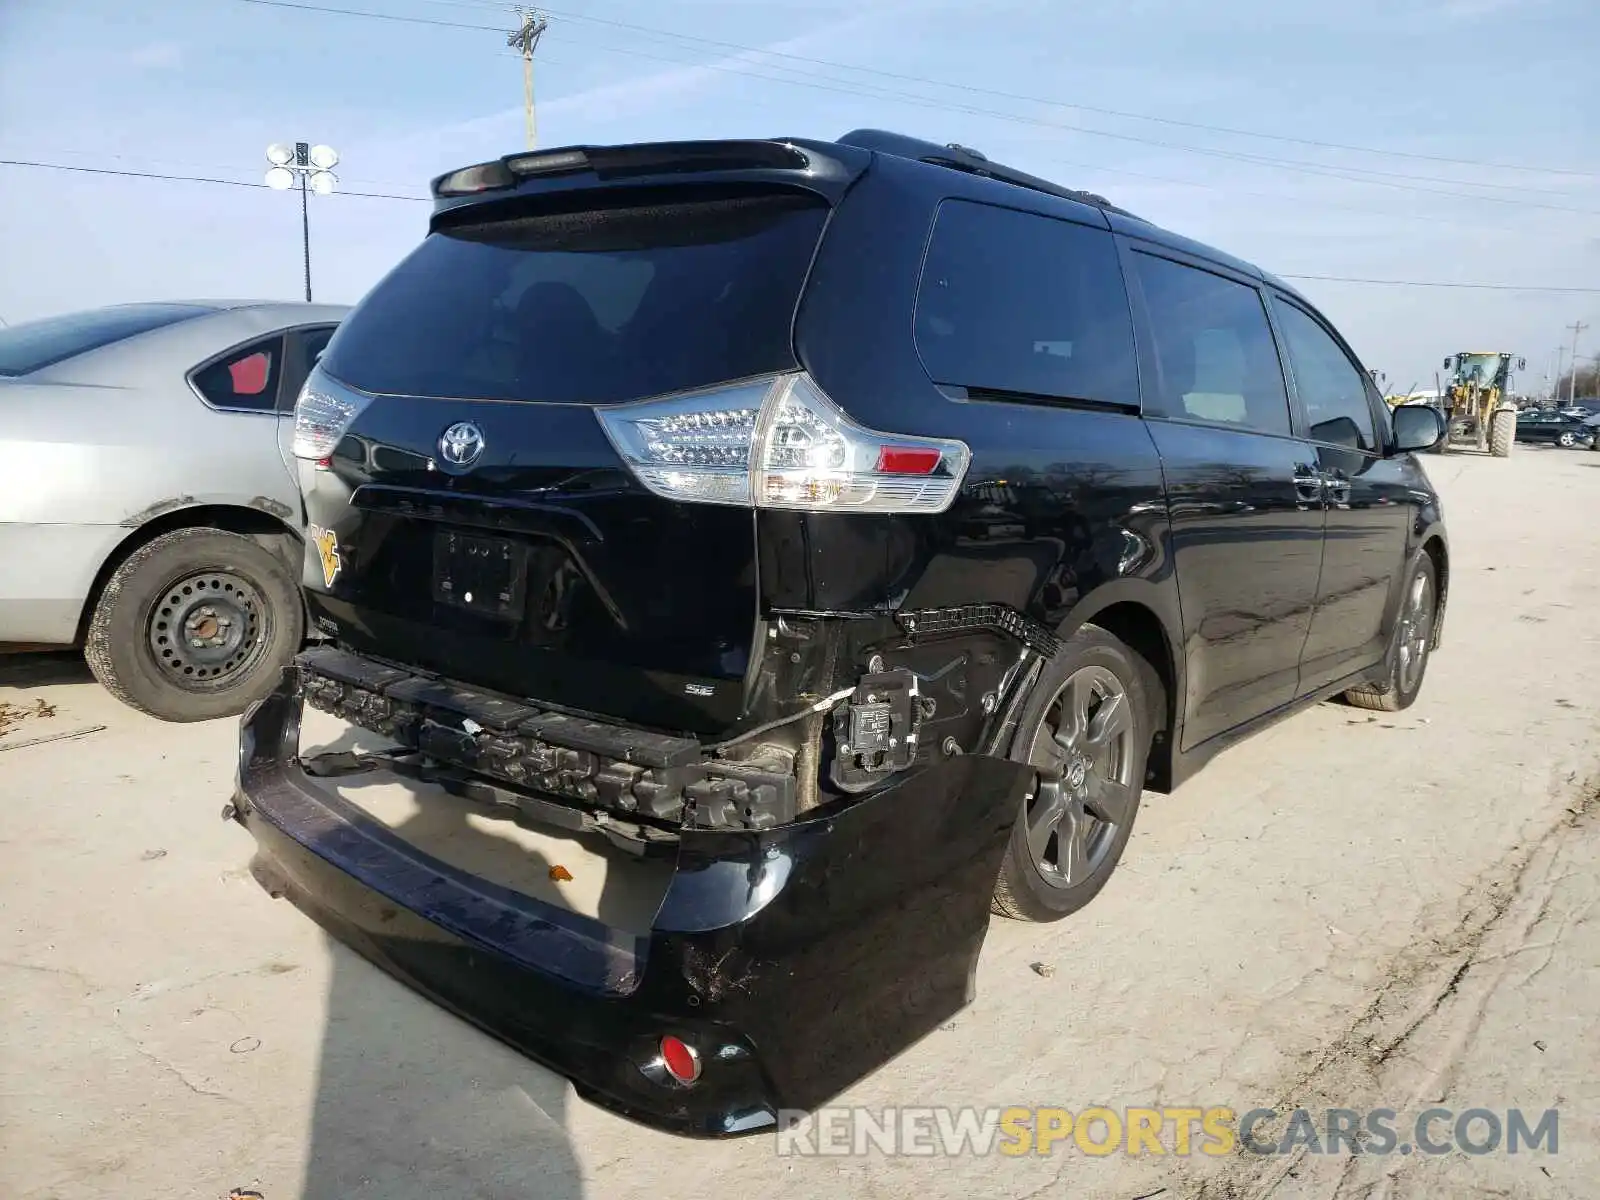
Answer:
[265,142,339,303]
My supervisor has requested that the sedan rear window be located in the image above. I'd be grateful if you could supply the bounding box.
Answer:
[321,187,829,405]
[0,303,211,376]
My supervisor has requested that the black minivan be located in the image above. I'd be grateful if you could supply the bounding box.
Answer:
[232,130,1449,1136]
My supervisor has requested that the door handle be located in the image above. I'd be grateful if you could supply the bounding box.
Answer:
[1323,469,1352,505]
[1292,466,1324,505]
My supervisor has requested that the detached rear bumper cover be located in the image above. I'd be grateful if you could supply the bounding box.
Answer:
[231,667,1031,1137]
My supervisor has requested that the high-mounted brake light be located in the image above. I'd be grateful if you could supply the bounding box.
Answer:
[596,373,971,514]
[505,149,590,177]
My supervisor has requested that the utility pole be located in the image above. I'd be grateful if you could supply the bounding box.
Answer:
[507,9,549,151]
[1568,321,1589,407]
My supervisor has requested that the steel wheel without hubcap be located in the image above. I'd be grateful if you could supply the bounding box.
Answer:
[1394,569,1434,696]
[146,570,270,689]
[1024,665,1139,888]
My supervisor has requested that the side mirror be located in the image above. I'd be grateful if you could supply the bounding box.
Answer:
[1517,358,1527,371]
[1393,404,1446,453]
[1443,357,1453,369]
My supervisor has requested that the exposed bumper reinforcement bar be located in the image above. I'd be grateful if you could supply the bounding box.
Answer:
[294,644,795,832]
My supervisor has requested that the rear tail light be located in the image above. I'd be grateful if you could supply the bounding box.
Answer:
[290,369,372,461]
[596,373,971,514]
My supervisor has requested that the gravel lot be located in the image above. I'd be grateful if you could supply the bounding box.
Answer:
[4,447,1597,1200]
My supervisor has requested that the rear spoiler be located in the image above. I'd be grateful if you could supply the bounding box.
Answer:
[427,137,873,223]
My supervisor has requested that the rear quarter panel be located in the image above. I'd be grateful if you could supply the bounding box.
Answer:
[1,310,309,526]
[778,154,1183,713]
[0,310,320,639]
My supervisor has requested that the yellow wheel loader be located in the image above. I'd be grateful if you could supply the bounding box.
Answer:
[1429,352,1525,457]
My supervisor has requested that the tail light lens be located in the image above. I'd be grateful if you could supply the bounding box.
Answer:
[290,368,372,460]
[597,373,971,514]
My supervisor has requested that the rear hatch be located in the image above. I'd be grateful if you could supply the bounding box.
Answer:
[299,178,836,736]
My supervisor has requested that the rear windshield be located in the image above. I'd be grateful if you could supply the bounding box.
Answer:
[321,187,829,404]
[0,303,209,376]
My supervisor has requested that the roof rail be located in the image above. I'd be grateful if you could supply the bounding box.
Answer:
[836,128,1136,218]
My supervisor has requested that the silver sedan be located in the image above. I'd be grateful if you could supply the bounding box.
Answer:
[0,300,349,721]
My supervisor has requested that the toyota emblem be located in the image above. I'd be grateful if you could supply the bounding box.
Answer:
[438,421,485,469]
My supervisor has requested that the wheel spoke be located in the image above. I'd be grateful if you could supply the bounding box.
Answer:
[1086,778,1136,827]
[1057,805,1089,885]
[1027,780,1069,861]
[1085,690,1130,749]
[1410,574,1429,613]
[1042,729,1072,770]
[1060,673,1092,750]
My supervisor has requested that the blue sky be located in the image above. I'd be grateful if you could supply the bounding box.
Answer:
[1,0,1596,394]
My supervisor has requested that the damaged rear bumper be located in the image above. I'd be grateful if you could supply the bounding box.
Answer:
[230,667,1031,1137]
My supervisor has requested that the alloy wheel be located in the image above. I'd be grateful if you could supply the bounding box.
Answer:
[1023,665,1139,888]
[1395,570,1434,694]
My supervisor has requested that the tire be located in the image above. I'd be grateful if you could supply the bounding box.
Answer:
[1557,432,1577,448]
[1343,554,1438,713]
[992,625,1157,922]
[1489,409,1516,457]
[84,528,304,722]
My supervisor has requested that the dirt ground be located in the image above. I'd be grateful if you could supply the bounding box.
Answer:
[3,447,1597,1200]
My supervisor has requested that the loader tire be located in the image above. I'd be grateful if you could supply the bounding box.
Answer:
[1489,409,1516,458]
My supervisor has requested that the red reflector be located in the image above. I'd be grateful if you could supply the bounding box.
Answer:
[876,446,942,475]
[659,1035,701,1084]
[315,457,332,471]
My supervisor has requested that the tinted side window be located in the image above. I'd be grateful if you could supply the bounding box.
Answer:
[914,200,1139,407]
[192,336,284,412]
[1132,253,1292,437]
[1272,300,1378,452]
[302,325,336,366]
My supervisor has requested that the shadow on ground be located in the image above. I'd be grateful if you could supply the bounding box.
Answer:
[0,650,93,688]
[284,723,593,1200]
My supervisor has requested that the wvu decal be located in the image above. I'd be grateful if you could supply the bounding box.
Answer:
[309,524,342,589]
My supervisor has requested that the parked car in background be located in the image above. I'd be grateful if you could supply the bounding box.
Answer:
[0,300,348,720]
[1514,409,1597,449]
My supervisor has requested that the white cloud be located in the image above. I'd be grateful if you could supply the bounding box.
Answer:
[126,42,182,71]
[1431,0,1536,19]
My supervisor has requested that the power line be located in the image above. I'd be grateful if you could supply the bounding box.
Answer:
[234,0,1600,214]
[0,158,429,201]
[442,0,1600,181]
[3,143,421,191]
[5,157,1595,296]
